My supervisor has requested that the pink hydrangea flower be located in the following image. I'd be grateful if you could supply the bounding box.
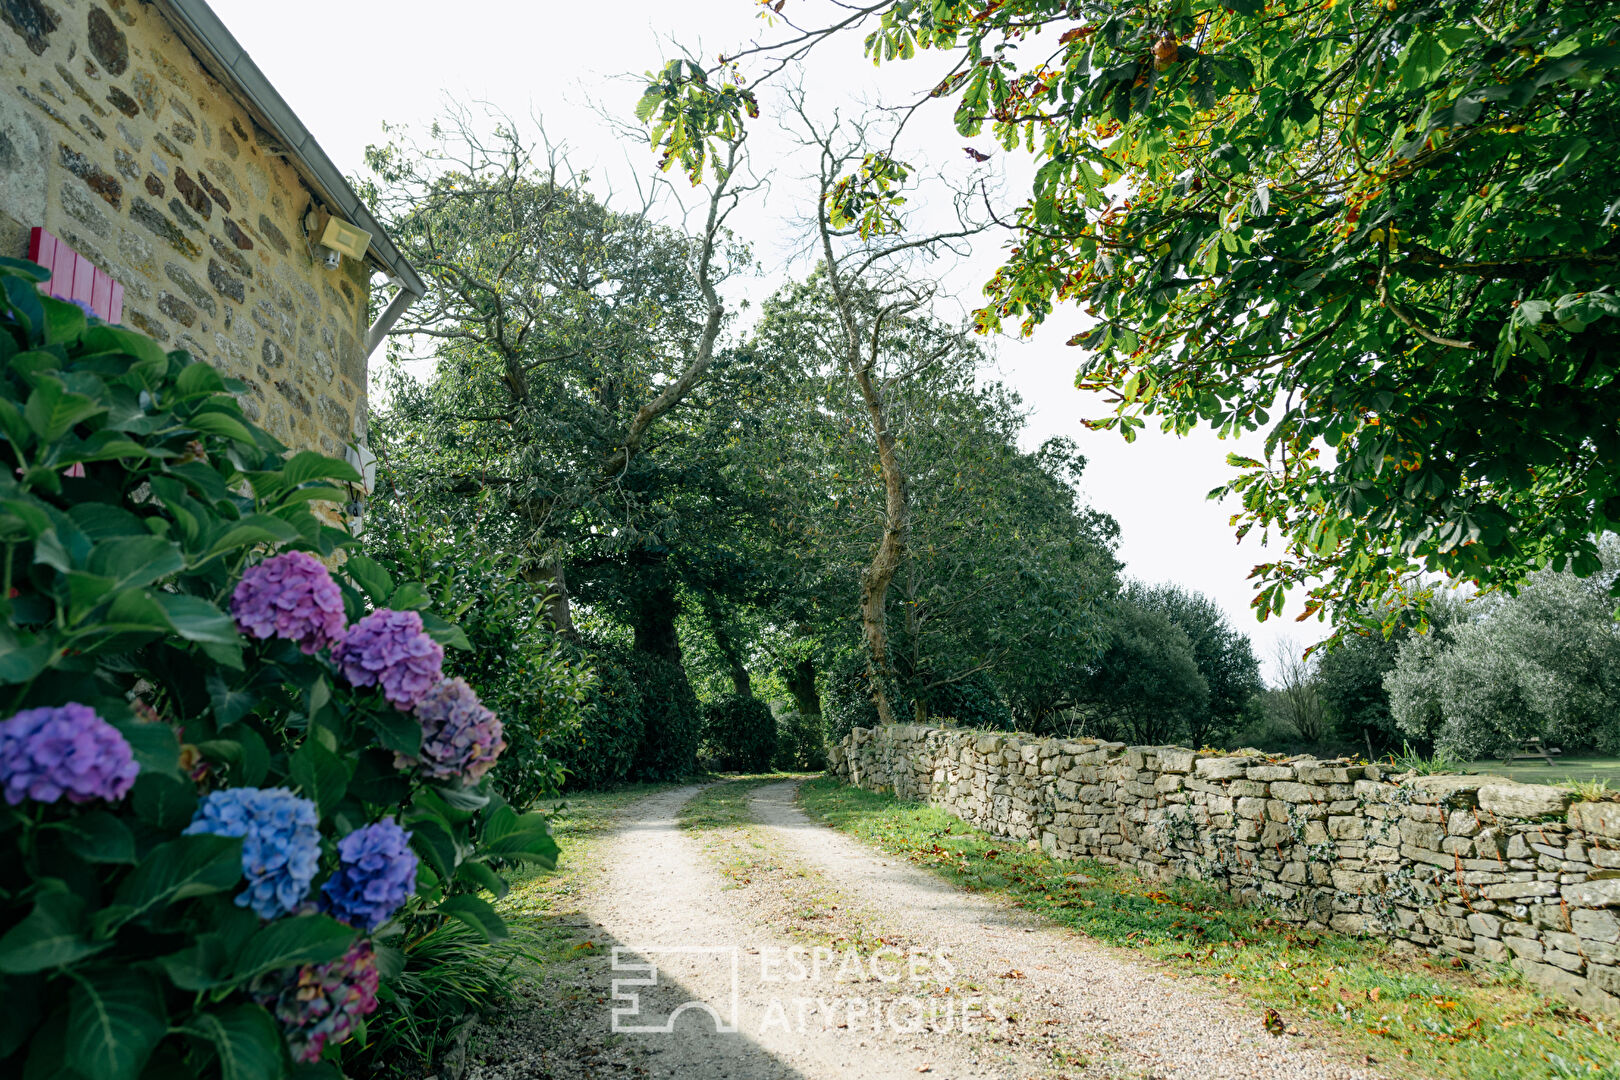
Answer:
[231,551,348,655]
[253,939,380,1063]
[330,608,444,710]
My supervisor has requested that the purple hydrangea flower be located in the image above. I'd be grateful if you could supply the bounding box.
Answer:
[330,608,444,710]
[319,817,418,931]
[231,551,348,655]
[185,787,320,920]
[398,678,507,783]
[0,703,140,805]
[253,938,380,1064]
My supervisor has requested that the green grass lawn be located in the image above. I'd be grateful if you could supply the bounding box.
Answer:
[797,776,1620,1080]
[1455,756,1620,787]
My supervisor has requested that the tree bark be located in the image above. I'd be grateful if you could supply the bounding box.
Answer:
[701,596,752,697]
[851,370,907,725]
[543,560,578,641]
[630,573,684,664]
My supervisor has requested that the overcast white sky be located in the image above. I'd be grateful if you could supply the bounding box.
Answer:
[210,0,1316,677]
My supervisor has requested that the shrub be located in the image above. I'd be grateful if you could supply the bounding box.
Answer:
[361,501,588,809]
[622,650,700,780]
[823,656,880,742]
[543,646,644,790]
[701,695,777,772]
[1389,571,1620,760]
[772,711,828,771]
[921,672,1014,730]
[0,256,558,1079]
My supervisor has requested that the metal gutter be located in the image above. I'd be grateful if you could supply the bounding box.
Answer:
[146,0,427,306]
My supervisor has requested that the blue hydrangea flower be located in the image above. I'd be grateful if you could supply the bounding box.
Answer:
[185,787,320,920]
[319,817,418,930]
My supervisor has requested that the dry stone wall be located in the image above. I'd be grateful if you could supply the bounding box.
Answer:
[0,0,372,457]
[828,724,1620,1013]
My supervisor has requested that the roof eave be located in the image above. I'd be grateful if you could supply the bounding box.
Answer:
[147,0,427,299]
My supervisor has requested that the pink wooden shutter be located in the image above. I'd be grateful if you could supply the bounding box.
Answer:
[27,227,125,323]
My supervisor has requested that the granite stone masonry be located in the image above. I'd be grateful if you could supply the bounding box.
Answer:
[829,724,1620,1012]
[0,0,371,457]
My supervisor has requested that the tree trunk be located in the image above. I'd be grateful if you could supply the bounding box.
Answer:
[784,657,821,717]
[543,560,578,640]
[631,578,684,664]
[699,593,752,697]
[850,347,907,724]
[714,620,752,696]
[820,264,907,725]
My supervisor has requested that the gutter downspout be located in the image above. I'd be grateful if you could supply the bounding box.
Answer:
[364,278,422,360]
[345,276,424,534]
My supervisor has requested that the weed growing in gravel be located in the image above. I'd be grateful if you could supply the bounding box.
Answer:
[798,777,1620,1080]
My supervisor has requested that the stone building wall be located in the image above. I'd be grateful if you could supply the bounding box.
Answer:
[829,724,1620,1013]
[0,0,371,457]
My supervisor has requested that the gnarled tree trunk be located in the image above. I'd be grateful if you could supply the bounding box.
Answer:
[701,594,752,697]
[630,571,683,664]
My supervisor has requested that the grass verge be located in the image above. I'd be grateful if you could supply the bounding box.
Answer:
[1457,756,1620,788]
[798,776,1620,1080]
[677,773,799,832]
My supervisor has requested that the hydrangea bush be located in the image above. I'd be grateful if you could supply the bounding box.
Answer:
[0,257,558,1079]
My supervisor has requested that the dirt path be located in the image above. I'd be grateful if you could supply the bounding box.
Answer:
[471,781,1385,1080]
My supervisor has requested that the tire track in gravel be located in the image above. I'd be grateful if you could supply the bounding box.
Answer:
[748,779,1388,1080]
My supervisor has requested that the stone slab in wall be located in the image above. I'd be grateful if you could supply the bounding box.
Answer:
[829,724,1620,1013]
[0,0,371,458]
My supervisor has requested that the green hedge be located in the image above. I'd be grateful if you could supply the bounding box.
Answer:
[823,657,880,743]
[772,711,827,771]
[701,695,777,772]
[623,650,701,780]
[923,672,1014,730]
[542,646,644,790]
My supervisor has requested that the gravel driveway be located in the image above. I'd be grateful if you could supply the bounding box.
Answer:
[469,780,1387,1080]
